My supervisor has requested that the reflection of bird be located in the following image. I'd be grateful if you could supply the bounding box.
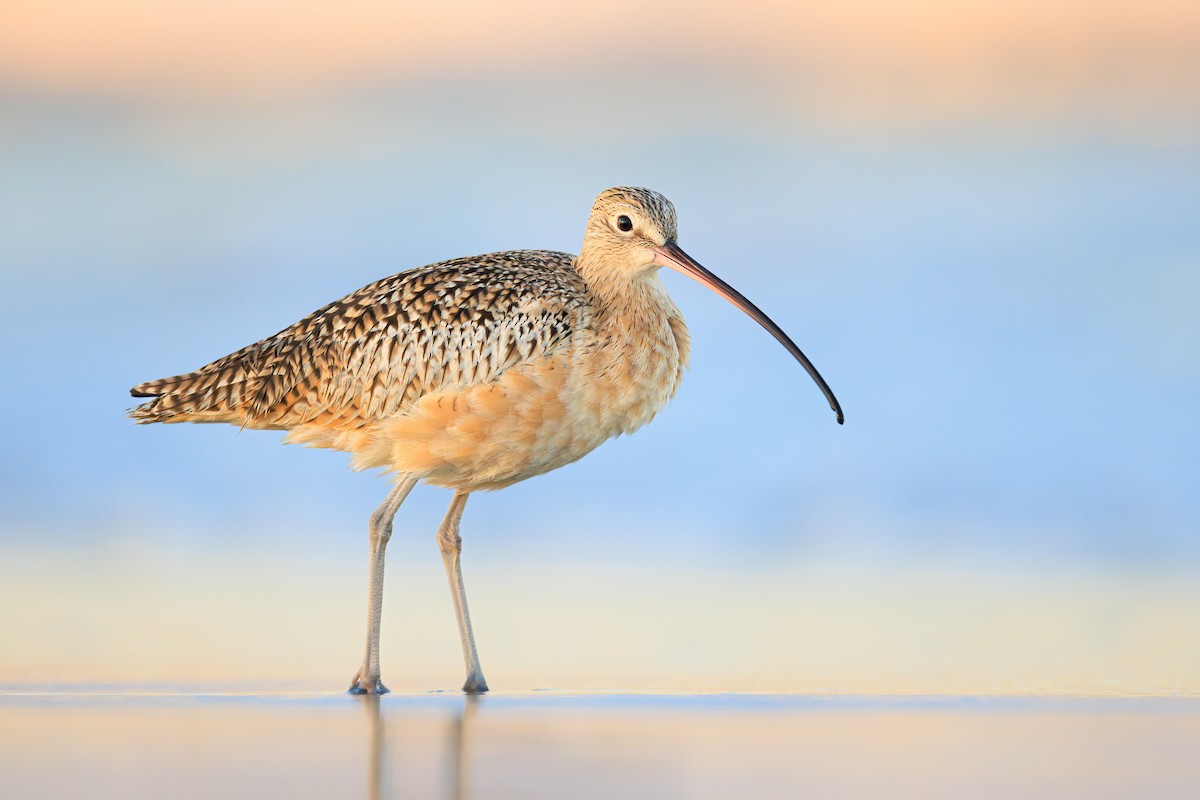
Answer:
[130,187,843,694]
[447,695,479,800]
[360,696,385,800]
[357,693,477,800]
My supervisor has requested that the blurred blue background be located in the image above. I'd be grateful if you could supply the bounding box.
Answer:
[1,1,1197,690]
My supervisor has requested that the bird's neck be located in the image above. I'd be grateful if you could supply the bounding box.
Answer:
[574,255,687,379]
[573,252,665,314]
[570,253,689,435]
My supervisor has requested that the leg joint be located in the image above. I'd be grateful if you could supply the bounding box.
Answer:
[437,528,462,556]
[369,511,393,544]
[368,476,417,544]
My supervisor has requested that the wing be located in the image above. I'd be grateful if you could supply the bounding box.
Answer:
[130,250,590,429]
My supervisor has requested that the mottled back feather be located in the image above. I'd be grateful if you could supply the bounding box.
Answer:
[130,250,592,430]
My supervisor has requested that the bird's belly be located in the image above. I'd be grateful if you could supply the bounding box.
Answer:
[361,344,681,491]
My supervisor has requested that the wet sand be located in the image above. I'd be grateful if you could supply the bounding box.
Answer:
[2,691,1197,799]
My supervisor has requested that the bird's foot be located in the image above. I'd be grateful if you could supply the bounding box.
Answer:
[462,672,489,694]
[348,672,390,695]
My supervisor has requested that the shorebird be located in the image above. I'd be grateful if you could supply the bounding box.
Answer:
[129,187,843,694]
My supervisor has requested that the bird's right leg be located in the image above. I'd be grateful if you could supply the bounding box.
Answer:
[437,492,489,693]
[349,475,418,695]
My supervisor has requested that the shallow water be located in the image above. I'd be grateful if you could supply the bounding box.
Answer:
[2,690,1197,799]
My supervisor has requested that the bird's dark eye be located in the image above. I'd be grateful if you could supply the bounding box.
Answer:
[616,215,633,232]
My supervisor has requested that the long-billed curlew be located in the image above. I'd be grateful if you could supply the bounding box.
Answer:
[129,187,843,694]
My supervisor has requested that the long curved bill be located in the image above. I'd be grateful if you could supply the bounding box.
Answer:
[653,240,844,425]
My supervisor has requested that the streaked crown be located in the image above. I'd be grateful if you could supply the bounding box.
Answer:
[589,186,678,244]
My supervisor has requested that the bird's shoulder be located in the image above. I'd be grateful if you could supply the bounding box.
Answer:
[304,249,590,339]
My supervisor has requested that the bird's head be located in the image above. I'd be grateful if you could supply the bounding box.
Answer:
[578,185,845,425]
[579,186,679,274]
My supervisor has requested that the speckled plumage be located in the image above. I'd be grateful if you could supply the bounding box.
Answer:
[131,250,585,426]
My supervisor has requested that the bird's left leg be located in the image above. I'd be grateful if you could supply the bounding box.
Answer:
[437,492,489,693]
[349,474,418,695]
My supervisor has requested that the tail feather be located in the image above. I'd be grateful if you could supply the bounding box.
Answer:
[130,372,202,399]
[128,368,250,425]
[129,332,282,424]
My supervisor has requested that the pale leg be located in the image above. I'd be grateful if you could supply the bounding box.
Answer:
[349,475,419,695]
[437,492,489,693]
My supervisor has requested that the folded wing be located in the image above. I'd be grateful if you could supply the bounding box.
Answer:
[129,250,589,431]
